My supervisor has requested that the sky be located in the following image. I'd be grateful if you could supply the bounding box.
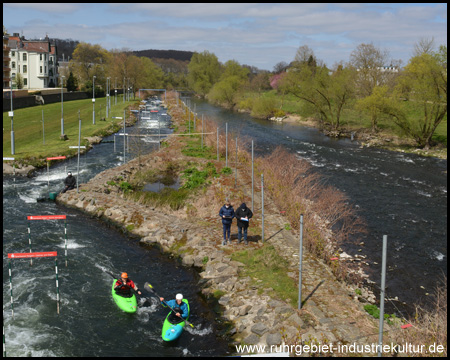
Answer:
[3,3,447,71]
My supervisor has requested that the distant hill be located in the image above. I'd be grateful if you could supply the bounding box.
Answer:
[132,49,194,62]
[48,38,194,63]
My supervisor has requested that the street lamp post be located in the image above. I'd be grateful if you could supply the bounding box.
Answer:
[92,75,96,125]
[9,82,15,155]
[106,77,110,118]
[127,78,130,101]
[60,76,65,138]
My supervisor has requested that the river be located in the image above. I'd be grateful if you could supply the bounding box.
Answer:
[3,103,231,357]
[3,98,447,355]
[190,98,447,317]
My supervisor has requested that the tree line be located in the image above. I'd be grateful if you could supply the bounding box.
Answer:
[186,41,447,149]
[65,38,446,149]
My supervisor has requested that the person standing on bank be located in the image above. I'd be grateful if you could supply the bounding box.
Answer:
[61,171,76,193]
[219,198,235,245]
[236,203,253,245]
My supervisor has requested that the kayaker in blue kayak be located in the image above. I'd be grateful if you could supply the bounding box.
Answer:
[114,272,142,298]
[160,293,188,323]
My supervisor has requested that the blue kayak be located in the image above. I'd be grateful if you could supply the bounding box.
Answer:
[161,299,190,341]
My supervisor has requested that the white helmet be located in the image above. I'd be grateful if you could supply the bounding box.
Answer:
[175,293,183,300]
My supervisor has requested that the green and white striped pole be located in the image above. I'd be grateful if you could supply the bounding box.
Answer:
[55,258,60,315]
[8,260,14,319]
[27,221,33,266]
[64,219,68,267]
[3,318,6,357]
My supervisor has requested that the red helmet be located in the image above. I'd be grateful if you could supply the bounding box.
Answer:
[121,272,128,279]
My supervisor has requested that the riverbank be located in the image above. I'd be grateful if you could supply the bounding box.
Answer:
[54,95,413,356]
[2,104,139,177]
[281,114,447,160]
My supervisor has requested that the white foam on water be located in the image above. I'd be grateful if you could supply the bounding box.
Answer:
[185,323,213,336]
[18,193,37,203]
[431,250,445,261]
[343,167,359,173]
[415,189,432,198]
[57,241,85,249]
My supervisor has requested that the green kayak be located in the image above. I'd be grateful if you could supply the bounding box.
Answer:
[111,279,137,313]
[161,299,190,341]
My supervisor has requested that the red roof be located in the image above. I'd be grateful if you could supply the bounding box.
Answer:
[23,41,50,53]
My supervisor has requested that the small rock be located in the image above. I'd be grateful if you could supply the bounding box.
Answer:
[266,332,282,346]
[251,322,268,336]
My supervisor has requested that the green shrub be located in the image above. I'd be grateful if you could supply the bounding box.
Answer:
[364,304,391,320]
[250,97,277,119]
[221,166,232,175]
[273,109,286,118]
[120,181,133,193]
[181,166,209,189]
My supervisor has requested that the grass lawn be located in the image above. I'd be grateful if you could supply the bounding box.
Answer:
[3,95,137,165]
[231,245,299,307]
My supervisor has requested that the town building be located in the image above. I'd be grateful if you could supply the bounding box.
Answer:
[3,32,11,88]
[8,33,59,90]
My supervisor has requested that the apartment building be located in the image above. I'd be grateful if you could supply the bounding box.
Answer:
[3,33,11,88]
[8,33,58,89]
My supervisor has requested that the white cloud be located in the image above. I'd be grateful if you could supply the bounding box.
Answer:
[4,3,82,14]
[3,3,447,70]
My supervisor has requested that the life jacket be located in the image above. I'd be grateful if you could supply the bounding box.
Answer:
[168,306,184,324]
[115,278,135,297]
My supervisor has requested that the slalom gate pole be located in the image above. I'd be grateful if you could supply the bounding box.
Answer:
[8,260,14,319]
[64,219,68,267]
[55,258,60,315]
[3,317,6,357]
[27,221,33,266]
[27,215,68,265]
[8,251,59,316]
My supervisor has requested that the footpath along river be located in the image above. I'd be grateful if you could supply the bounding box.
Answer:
[190,98,447,316]
[2,106,230,357]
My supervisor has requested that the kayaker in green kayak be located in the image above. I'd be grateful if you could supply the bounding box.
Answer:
[160,293,188,323]
[114,272,142,297]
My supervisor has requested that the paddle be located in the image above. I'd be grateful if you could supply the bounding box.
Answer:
[144,282,194,328]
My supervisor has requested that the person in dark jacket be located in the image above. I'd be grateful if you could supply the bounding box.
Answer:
[219,198,235,245]
[235,203,253,245]
[61,172,76,193]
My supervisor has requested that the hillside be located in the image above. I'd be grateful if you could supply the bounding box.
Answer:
[132,49,194,62]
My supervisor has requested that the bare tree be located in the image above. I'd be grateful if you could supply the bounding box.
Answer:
[294,45,315,64]
[413,36,436,57]
[350,42,390,97]
[273,61,288,74]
